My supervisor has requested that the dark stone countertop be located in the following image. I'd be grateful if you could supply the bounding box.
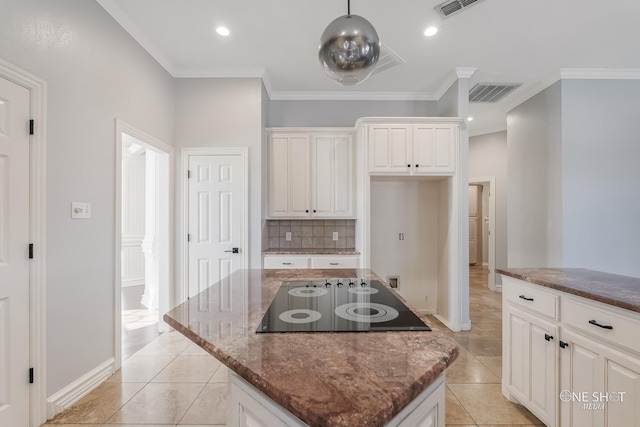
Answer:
[163,269,458,427]
[497,268,640,313]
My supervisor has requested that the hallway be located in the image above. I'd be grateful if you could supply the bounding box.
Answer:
[42,266,542,426]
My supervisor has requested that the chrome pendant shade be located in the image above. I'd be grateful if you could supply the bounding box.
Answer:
[318,3,380,86]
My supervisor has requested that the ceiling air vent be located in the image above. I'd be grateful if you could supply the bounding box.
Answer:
[469,83,522,103]
[370,43,406,77]
[436,0,486,18]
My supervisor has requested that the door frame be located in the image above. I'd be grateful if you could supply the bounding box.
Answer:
[469,176,497,291]
[180,147,249,303]
[0,59,48,426]
[114,119,174,370]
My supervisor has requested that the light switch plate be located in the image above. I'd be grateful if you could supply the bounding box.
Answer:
[285,231,291,241]
[332,231,338,241]
[71,202,91,219]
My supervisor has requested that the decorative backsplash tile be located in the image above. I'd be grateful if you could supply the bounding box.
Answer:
[266,219,356,249]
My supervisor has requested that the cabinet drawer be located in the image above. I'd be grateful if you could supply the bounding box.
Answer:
[263,256,309,269]
[503,277,558,319]
[310,256,359,269]
[563,297,640,354]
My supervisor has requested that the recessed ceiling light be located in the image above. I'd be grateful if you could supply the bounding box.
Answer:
[423,26,438,37]
[467,116,474,121]
[216,26,230,37]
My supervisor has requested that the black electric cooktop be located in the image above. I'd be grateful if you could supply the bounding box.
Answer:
[256,279,431,333]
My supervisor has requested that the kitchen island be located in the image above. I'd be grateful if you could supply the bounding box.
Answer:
[163,268,459,427]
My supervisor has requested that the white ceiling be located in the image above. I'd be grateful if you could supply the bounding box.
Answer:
[97,0,640,136]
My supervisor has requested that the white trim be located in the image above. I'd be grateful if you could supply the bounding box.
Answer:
[469,123,507,138]
[180,147,249,304]
[560,68,640,80]
[503,72,560,114]
[355,116,463,127]
[268,90,443,101]
[114,120,174,372]
[456,67,477,79]
[0,58,48,427]
[46,357,115,419]
[265,126,355,133]
[469,177,497,292]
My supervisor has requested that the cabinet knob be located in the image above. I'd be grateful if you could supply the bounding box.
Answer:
[407,164,411,168]
[313,210,316,213]
[305,210,309,213]
[415,164,419,168]
[559,341,569,349]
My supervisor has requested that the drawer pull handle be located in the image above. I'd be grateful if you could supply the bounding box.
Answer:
[329,262,339,265]
[518,295,534,301]
[545,334,554,341]
[588,320,613,330]
[282,262,292,265]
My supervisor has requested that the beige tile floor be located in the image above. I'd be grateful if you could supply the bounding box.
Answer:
[42,266,543,427]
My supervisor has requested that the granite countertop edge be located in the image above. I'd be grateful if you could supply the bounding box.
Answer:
[497,267,640,313]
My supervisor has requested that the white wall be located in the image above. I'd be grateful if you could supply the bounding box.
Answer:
[561,79,640,277]
[369,179,440,313]
[469,131,508,271]
[174,78,264,270]
[506,82,563,268]
[0,0,175,395]
[437,82,458,117]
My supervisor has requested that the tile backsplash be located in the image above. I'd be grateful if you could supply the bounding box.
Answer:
[266,219,356,249]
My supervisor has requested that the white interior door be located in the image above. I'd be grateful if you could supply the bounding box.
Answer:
[187,154,245,298]
[0,77,31,425]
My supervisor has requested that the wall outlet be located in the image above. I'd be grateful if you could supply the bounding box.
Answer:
[388,276,399,289]
[285,231,292,241]
[332,231,338,241]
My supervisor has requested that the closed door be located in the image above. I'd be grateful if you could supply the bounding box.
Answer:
[187,155,245,298]
[0,77,31,425]
[468,185,481,265]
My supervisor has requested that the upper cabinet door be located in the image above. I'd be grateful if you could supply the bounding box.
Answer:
[268,134,311,218]
[413,124,455,174]
[312,134,353,218]
[368,125,412,174]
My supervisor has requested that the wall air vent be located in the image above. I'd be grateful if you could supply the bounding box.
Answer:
[436,0,486,19]
[370,43,406,77]
[469,83,522,103]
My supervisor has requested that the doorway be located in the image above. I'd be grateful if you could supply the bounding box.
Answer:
[115,121,173,367]
[469,177,496,291]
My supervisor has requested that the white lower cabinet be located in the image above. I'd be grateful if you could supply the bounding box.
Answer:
[503,276,640,427]
[263,254,359,269]
[504,292,558,426]
[228,371,445,427]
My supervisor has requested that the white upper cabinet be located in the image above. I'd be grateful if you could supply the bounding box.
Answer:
[367,123,458,175]
[267,130,354,218]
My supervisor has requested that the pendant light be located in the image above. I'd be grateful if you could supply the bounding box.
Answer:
[318,0,380,86]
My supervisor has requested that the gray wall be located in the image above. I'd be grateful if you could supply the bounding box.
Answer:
[561,79,640,277]
[507,82,563,268]
[469,131,508,272]
[174,78,264,270]
[267,99,438,127]
[437,81,458,117]
[0,0,176,395]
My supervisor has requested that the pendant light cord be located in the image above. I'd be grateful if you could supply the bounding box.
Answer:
[347,0,351,15]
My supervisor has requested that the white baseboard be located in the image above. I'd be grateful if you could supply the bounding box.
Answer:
[432,313,462,332]
[46,357,116,419]
[417,308,438,315]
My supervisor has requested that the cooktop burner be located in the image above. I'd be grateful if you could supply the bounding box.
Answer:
[256,279,431,333]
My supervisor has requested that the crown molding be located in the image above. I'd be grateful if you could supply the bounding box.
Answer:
[456,67,478,79]
[172,66,266,79]
[560,69,640,79]
[503,72,561,113]
[97,0,178,75]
